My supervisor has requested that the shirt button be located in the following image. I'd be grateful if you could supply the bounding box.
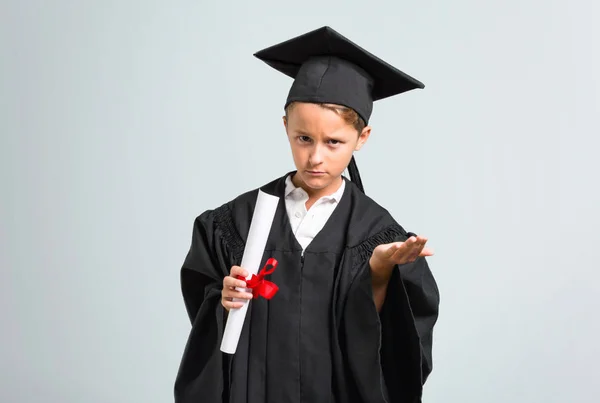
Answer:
[295,211,302,218]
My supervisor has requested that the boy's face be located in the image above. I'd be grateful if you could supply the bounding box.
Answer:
[283,102,371,196]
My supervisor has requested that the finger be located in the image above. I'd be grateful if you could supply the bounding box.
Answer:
[388,242,411,260]
[417,236,430,249]
[411,236,427,251]
[222,288,254,300]
[413,239,427,255]
[230,265,249,278]
[387,236,428,263]
[414,236,432,256]
[414,236,427,246]
[224,275,247,288]
[385,242,404,257]
[414,238,429,255]
[222,299,245,310]
[420,247,434,256]
[399,236,420,253]
[390,239,421,263]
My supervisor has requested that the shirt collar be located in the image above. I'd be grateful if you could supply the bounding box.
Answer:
[285,174,345,202]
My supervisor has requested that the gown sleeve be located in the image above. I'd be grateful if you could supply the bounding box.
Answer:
[341,225,440,403]
[174,205,243,403]
[393,254,440,383]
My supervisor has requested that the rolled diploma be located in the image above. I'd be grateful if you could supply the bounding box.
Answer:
[220,189,280,354]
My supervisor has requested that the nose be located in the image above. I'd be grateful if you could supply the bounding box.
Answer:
[308,144,324,166]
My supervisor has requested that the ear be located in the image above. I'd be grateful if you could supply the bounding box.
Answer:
[282,115,288,130]
[354,126,372,151]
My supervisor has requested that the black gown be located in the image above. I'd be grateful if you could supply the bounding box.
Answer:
[174,173,440,403]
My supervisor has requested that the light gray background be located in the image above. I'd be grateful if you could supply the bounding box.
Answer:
[1,1,598,402]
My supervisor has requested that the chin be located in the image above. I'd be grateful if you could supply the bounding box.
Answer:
[303,179,328,190]
[298,172,331,189]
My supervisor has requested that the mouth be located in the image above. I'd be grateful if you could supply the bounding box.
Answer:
[306,170,326,176]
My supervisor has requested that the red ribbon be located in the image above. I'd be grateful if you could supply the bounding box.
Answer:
[237,258,279,300]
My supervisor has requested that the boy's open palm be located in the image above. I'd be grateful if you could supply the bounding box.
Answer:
[370,235,433,283]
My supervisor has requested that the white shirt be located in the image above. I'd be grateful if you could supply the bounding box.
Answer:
[284,174,345,252]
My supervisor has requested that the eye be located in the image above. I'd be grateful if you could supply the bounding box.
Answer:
[298,135,311,143]
[328,139,341,145]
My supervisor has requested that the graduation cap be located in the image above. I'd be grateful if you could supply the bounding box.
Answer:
[254,26,424,193]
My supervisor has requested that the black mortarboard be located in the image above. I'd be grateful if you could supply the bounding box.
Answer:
[253,26,424,125]
[254,26,424,193]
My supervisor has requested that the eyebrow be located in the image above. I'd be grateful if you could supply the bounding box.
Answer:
[294,129,312,136]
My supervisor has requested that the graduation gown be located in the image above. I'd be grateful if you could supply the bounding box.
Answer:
[174,173,440,403]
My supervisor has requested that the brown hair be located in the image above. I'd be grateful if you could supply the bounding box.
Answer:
[285,102,366,134]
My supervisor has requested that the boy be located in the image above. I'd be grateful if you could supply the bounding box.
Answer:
[175,26,440,403]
